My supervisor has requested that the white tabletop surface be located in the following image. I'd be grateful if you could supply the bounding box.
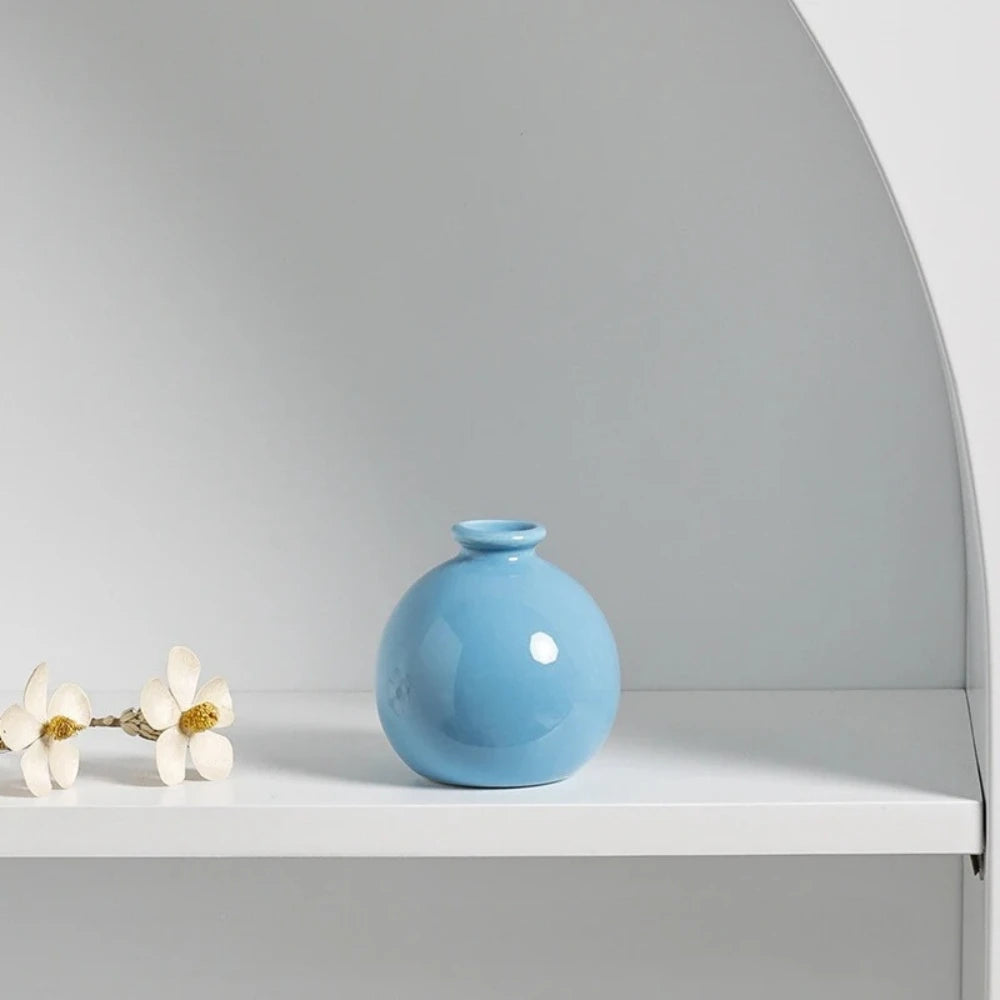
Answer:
[0,690,982,857]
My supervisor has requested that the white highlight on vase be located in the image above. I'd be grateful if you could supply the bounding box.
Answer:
[529,632,559,666]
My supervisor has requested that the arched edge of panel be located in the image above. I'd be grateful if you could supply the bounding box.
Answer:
[789,3,996,997]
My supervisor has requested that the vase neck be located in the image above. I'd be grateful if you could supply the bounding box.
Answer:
[452,519,546,556]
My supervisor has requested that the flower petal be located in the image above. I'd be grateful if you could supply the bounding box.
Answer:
[23,663,48,722]
[195,677,234,728]
[48,738,80,789]
[0,704,43,752]
[140,678,181,731]
[195,676,232,711]
[166,646,200,710]
[189,730,233,781]
[155,726,188,786]
[47,683,92,727]
[214,705,235,729]
[21,738,51,797]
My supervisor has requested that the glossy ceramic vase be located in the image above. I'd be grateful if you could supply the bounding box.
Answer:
[376,520,620,787]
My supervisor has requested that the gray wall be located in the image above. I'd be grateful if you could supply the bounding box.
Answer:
[0,0,962,692]
[0,5,967,999]
[0,857,963,1000]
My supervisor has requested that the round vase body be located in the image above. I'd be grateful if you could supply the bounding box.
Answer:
[376,520,620,787]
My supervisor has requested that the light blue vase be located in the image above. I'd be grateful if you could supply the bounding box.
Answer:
[376,520,620,787]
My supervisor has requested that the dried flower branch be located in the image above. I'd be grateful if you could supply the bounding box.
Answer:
[0,647,234,796]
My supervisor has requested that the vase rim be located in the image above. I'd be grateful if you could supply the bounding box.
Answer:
[451,519,547,552]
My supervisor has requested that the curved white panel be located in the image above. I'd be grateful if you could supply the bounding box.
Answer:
[791,2,1000,996]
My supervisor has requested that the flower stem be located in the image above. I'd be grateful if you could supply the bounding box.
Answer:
[0,708,161,754]
[115,707,162,742]
[89,714,121,729]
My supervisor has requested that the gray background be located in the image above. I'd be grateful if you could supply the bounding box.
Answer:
[0,3,967,998]
[0,857,964,1000]
[0,0,962,692]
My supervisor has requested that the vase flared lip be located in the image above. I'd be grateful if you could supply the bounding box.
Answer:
[451,519,547,552]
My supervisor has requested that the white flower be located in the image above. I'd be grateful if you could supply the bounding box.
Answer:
[0,663,92,797]
[140,646,234,786]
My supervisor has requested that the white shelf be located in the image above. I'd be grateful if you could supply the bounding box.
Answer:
[0,690,982,858]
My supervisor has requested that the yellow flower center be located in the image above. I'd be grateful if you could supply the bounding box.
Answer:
[42,715,82,741]
[178,702,219,737]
